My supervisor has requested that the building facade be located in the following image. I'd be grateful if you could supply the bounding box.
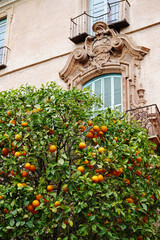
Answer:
[0,0,160,143]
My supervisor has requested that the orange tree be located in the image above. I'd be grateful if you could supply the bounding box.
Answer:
[0,82,160,240]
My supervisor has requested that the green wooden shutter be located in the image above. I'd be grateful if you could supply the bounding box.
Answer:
[83,74,122,111]
[113,75,122,111]
[94,79,102,110]
[104,76,111,107]
[0,18,7,64]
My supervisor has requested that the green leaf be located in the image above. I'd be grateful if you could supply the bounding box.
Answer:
[10,219,15,227]
[58,159,64,165]
[69,220,73,227]
[26,221,33,228]
[62,222,66,229]
[142,203,147,211]
[92,224,97,232]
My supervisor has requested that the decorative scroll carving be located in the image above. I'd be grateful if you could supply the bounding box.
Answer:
[59,21,150,111]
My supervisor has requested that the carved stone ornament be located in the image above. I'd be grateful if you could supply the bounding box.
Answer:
[59,22,150,111]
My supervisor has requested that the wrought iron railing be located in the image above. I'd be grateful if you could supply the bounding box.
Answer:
[70,0,130,43]
[126,104,160,140]
[0,46,9,69]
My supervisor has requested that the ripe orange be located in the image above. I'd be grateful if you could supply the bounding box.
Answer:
[0,196,3,200]
[15,134,22,141]
[101,126,108,133]
[91,152,96,157]
[49,145,57,152]
[9,119,16,125]
[92,175,99,183]
[86,132,93,139]
[32,200,40,208]
[36,194,42,201]
[83,159,89,164]
[27,204,34,212]
[54,201,61,207]
[88,163,93,169]
[88,120,93,126]
[104,220,109,224]
[47,185,53,192]
[15,152,21,158]
[79,142,86,149]
[97,131,103,137]
[77,166,85,173]
[10,169,16,176]
[117,168,123,176]
[24,163,31,170]
[114,137,118,142]
[78,120,83,125]
[7,110,11,116]
[128,166,133,171]
[21,171,27,177]
[136,157,142,163]
[17,183,23,188]
[22,183,27,187]
[93,125,99,132]
[126,198,134,203]
[123,178,130,185]
[98,147,105,154]
[89,129,95,134]
[79,125,85,132]
[105,158,111,163]
[30,165,36,171]
[21,151,26,156]
[3,208,7,214]
[64,220,69,225]
[21,122,28,127]
[98,174,103,182]
[135,170,141,176]
[2,148,9,156]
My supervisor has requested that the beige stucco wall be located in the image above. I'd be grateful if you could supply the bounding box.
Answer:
[0,0,160,109]
[0,0,84,91]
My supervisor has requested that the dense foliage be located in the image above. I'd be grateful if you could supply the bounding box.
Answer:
[0,82,160,240]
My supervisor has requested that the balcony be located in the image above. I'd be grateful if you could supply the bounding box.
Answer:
[70,0,130,44]
[126,104,160,146]
[0,46,9,69]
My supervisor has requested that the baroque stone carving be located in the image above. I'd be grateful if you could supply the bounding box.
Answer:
[59,21,149,111]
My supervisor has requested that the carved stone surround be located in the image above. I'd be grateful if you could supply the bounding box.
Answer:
[59,22,150,111]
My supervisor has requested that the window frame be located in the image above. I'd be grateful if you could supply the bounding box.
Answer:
[83,73,122,111]
[0,17,7,66]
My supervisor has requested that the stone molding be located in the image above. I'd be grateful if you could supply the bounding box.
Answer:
[59,21,150,111]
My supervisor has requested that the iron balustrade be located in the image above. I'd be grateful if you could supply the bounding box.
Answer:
[70,0,130,43]
[126,104,160,141]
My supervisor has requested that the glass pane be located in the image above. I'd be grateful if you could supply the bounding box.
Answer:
[104,77,111,107]
[114,76,121,105]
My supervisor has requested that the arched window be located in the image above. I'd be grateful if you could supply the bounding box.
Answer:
[83,74,122,111]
